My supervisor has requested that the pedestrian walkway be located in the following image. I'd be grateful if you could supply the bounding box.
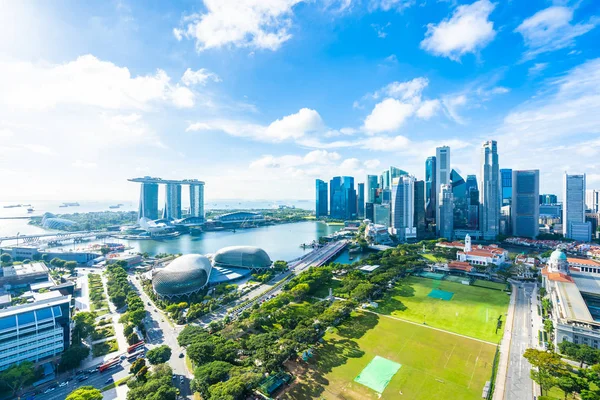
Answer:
[492,283,516,400]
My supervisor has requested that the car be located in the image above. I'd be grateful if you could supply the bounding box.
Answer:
[147,302,151,305]
[105,377,114,384]
[172,374,176,380]
[77,375,89,382]
[76,370,85,376]
[179,376,184,383]
[178,353,184,358]
[120,355,127,360]
[154,309,157,312]
[59,381,69,387]
[44,387,55,394]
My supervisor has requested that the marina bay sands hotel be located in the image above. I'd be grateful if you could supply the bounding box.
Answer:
[128,177,205,221]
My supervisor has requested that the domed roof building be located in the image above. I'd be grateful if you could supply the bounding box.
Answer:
[152,254,212,298]
[547,248,569,274]
[212,246,272,271]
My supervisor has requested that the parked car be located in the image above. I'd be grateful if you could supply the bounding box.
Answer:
[178,353,184,358]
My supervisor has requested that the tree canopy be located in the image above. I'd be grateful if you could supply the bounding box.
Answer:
[66,386,103,400]
[146,345,172,365]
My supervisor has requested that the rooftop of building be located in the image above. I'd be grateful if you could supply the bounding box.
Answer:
[567,257,600,267]
[359,265,381,273]
[571,272,600,296]
[2,262,48,278]
[0,295,71,318]
[448,261,474,272]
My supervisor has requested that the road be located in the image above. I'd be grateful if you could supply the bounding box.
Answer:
[504,283,536,400]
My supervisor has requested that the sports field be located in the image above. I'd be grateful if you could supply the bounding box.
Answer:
[282,311,497,400]
[376,276,509,342]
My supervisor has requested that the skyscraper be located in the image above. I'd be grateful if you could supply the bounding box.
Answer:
[390,176,416,241]
[451,169,468,229]
[329,176,356,220]
[425,156,437,221]
[315,179,328,218]
[512,170,540,238]
[389,167,408,180]
[138,181,159,220]
[163,183,182,220]
[366,175,379,203]
[414,180,426,239]
[466,175,479,230]
[438,184,454,240]
[480,140,500,240]
[357,183,365,218]
[563,173,591,241]
[189,183,205,219]
[500,168,513,206]
[435,146,450,235]
[586,189,600,212]
[374,203,391,227]
[381,170,391,190]
[539,194,558,204]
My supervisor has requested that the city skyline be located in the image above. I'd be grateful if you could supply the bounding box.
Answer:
[1,1,600,203]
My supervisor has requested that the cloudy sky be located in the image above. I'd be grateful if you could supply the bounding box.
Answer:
[0,0,599,203]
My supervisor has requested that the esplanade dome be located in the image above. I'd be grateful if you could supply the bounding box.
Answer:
[152,254,212,298]
[213,246,272,271]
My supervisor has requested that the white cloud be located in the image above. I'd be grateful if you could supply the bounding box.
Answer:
[174,0,304,51]
[416,99,441,119]
[420,0,496,61]
[371,22,391,39]
[0,129,14,139]
[22,144,56,156]
[250,150,342,169]
[339,158,362,170]
[181,68,221,86]
[381,77,429,102]
[442,94,467,124]
[187,108,324,142]
[72,160,98,169]
[0,55,195,110]
[528,63,548,76]
[369,0,415,12]
[364,159,381,169]
[363,98,415,134]
[515,6,597,60]
[362,135,411,151]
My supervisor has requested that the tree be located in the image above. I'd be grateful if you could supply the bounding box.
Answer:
[523,349,567,395]
[0,361,35,395]
[350,282,376,301]
[556,376,577,400]
[64,261,78,272]
[576,345,599,368]
[146,345,172,365]
[544,319,554,334]
[100,246,111,256]
[127,332,140,346]
[58,344,90,371]
[0,253,12,264]
[124,324,134,337]
[177,325,208,347]
[128,309,146,327]
[130,358,146,375]
[72,311,97,344]
[66,386,103,400]
[290,283,309,301]
[191,361,233,396]
[539,287,547,297]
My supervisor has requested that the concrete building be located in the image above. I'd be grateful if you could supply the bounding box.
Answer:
[435,146,451,235]
[357,183,365,219]
[0,295,71,371]
[512,170,540,238]
[500,168,512,206]
[563,173,592,242]
[456,235,508,266]
[390,176,416,241]
[373,204,391,227]
[0,262,49,288]
[425,156,437,221]
[586,189,600,213]
[189,183,205,219]
[163,183,182,220]
[137,181,159,220]
[414,180,426,239]
[438,184,454,240]
[315,179,328,218]
[480,140,500,240]
[364,223,392,245]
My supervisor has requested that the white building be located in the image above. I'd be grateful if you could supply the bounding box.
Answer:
[480,140,500,240]
[564,173,592,242]
[438,184,454,240]
[586,189,600,213]
[390,176,416,241]
[435,146,451,235]
[456,234,508,266]
[365,223,392,245]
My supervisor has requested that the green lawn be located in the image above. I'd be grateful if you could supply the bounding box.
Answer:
[472,280,507,291]
[312,279,342,298]
[376,277,509,343]
[421,253,447,263]
[92,339,119,357]
[283,311,497,400]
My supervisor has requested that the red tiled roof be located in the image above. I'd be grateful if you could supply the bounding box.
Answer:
[448,261,473,272]
[541,267,575,283]
[567,257,600,267]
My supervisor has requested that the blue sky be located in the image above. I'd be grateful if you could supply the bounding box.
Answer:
[0,0,599,203]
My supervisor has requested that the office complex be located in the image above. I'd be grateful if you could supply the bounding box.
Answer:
[438,184,454,240]
[129,177,205,222]
[390,176,416,241]
[500,168,512,206]
[380,170,390,190]
[512,170,540,238]
[480,141,500,240]
[540,194,558,205]
[365,202,374,221]
[586,189,600,213]
[315,179,328,218]
[435,146,451,235]
[563,173,592,242]
[329,176,356,220]
[450,169,468,230]
[425,156,437,221]
[0,295,71,371]
[366,175,379,203]
[357,183,365,219]
[374,203,391,227]
[466,175,479,230]
[414,180,426,239]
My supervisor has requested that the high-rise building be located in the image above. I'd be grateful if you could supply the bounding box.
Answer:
[480,140,500,240]
[315,179,328,218]
[563,173,591,241]
[425,156,437,221]
[381,170,391,190]
[466,175,479,230]
[366,175,379,203]
[137,181,159,220]
[163,183,182,220]
[390,176,416,241]
[381,188,392,204]
[540,194,558,204]
[365,202,374,221]
[586,189,600,213]
[329,176,356,220]
[389,167,408,180]
[189,183,205,219]
[357,183,365,218]
[438,184,454,240]
[512,170,540,238]
[500,168,512,206]
[374,203,391,227]
[0,295,72,371]
[450,169,468,229]
[435,146,451,235]
[414,180,426,239]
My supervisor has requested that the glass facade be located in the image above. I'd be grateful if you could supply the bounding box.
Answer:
[329,176,356,220]
[512,170,540,238]
[390,176,416,241]
[366,175,379,203]
[357,183,365,219]
[451,169,468,229]
[163,183,182,220]
[500,168,512,206]
[564,173,591,241]
[480,141,500,240]
[189,183,205,219]
[138,182,159,220]
[315,179,328,218]
[414,180,426,239]
[425,156,436,220]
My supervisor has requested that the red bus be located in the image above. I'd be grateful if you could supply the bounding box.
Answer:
[127,341,145,354]
[127,349,144,362]
[98,359,120,373]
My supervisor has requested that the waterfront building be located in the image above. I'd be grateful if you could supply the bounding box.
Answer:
[329,176,356,220]
[540,194,558,205]
[357,183,365,219]
[480,140,500,240]
[586,190,600,213]
[563,173,592,242]
[374,203,391,227]
[365,223,392,245]
[438,184,454,240]
[315,179,328,218]
[512,170,540,238]
[0,295,71,371]
[214,211,265,225]
[189,183,205,219]
[163,183,182,220]
[500,168,512,206]
[366,175,379,203]
[138,181,159,220]
[414,180,426,239]
[425,156,437,221]
[466,175,480,230]
[390,176,416,241]
[435,146,451,235]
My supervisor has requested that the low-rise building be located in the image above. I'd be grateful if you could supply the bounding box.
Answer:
[364,223,392,245]
[0,262,49,288]
[438,235,508,267]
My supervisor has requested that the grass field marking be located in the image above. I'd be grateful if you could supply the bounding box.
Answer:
[444,343,457,368]
[468,343,484,389]
[362,310,497,346]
